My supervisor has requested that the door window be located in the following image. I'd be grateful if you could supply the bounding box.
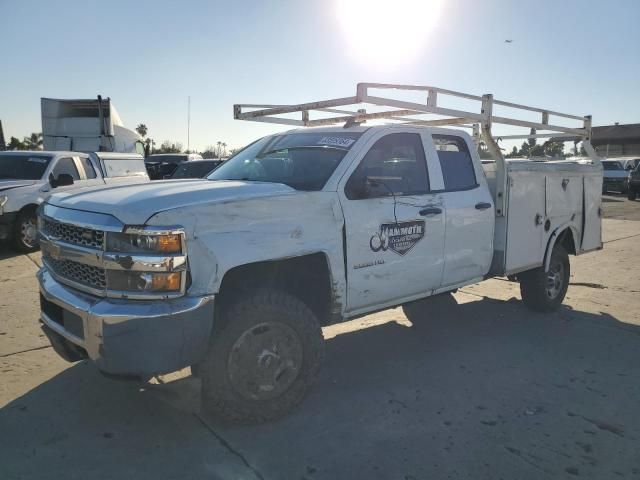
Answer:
[51,157,80,180]
[432,135,477,191]
[345,133,429,199]
[79,157,97,179]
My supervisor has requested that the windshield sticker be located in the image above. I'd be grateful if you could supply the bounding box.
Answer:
[317,136,356,148]
[28,157,48,164]
[369,220,425,256]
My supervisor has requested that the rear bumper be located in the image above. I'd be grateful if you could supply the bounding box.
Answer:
[38,268,215,376]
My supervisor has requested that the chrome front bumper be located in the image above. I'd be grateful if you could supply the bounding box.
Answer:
[38,268,215,376]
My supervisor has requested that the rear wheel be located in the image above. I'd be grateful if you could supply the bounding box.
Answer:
[200,289,324,423]
[12,210,39,253]
[519,244,570,312]
[628,190,637,201]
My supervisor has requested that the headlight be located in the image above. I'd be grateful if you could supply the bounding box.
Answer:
[0,195,7,215]
[106,232,182,254]
[107,271,182,293]
[104,227,187,296]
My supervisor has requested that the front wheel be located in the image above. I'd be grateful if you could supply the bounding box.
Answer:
[519,244,570,312]
[628,190,637,201]
[12,210,39,253]
[200,289,324,424]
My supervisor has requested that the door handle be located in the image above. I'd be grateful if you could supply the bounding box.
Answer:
[475,202,492,210]
[419,207,442,216]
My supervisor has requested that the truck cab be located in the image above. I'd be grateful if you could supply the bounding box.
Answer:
[0,151,148,252]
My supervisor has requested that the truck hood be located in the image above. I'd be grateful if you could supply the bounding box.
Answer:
[0,179,38,192]
[47,179,297,224]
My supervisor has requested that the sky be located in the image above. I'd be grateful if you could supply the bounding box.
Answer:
[1,0,639,153]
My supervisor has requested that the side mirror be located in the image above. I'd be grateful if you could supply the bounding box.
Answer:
[49,173,75,188]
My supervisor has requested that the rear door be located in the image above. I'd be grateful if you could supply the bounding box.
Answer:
[338,129,446,314]
[429,134,495,287]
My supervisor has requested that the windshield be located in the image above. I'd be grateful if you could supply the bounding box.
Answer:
[172,161,220,179]
[208,132,363,191]
[0,154,51,180]
[603,161,623,170]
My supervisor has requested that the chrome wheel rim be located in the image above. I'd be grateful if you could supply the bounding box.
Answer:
[546,261,565,299]
[21,216,38,248]
[228,322,303,401]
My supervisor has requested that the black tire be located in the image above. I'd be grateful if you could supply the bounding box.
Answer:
[200,289,324,424]
[402,292,457,323]
[628,190,637,201]
[12,209,39,253]
[519,244,570,312]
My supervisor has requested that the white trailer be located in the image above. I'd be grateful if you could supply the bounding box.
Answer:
[41,96,144,155]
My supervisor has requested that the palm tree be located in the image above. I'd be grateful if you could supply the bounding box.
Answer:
[23,132,43,150]
[135,124,148,138]
[221,142,227,157]
[216,141,222,158]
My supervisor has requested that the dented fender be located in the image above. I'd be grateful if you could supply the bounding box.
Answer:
[147,191,347,312]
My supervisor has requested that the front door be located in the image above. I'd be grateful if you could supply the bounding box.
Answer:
[339,131,446,314]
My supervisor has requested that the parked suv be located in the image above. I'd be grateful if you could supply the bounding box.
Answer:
[144,153,203,180]
[602,159,629,193]
[170,159,223,179]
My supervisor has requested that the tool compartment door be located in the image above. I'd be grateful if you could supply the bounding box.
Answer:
[581,173,603,252]
[505,171,545,273]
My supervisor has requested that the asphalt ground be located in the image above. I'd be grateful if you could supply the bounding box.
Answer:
[1,194,639,479]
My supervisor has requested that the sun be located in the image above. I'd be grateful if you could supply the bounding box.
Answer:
[336,0,443,68]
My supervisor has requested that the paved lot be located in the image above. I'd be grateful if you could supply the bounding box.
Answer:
[1,195,639,479]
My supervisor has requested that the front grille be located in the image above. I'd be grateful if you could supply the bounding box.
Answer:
[42,218,104,249]
[44,255,106,290]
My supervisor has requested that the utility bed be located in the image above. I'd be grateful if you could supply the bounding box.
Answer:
[484,158,602,275]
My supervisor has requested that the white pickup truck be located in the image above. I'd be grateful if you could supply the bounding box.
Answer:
[36,84,603,423]
[0,151,148,252]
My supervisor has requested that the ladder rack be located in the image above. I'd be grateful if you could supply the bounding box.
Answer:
[234,82,600,216]
[234,82,592,140]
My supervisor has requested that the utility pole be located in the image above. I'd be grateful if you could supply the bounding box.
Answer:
[0,120,5,151]
[187,96,191,153]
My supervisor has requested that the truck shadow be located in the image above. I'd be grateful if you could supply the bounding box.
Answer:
[2,296,640,479]
[0,242,22,260]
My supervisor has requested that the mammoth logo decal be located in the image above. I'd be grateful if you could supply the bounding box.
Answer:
[369,220,425,256]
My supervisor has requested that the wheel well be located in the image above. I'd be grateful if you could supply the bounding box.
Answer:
[557,228,577,255]
[217,253,336,325]
[18,204,39,217]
